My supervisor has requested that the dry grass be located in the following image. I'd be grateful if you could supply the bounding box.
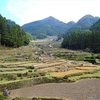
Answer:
[51,70,85,77]
[76,66,100,70]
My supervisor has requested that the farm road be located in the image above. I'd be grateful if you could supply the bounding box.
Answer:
[10,78,100,100]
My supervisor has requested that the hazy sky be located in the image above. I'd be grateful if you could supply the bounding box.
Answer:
[0,0,100,26]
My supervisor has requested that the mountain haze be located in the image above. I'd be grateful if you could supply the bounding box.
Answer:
[66,14,100,33]
[22,16,75,39]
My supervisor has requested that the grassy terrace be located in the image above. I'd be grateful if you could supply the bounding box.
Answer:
[0,46,100,84]
[0,40,100,100]
[0,37,100,100]
[0,67,100,84]
[69,70,100,81]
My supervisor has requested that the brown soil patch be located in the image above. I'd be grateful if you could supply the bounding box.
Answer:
[76,67,100,70]
[51,70,84,77]
[10,78,100,100]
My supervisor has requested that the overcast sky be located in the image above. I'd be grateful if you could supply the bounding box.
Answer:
[0,0,100,26]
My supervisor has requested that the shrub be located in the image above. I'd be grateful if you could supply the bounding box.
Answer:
[63,75,68,79]
[23,72,28,76]
[7,74,17,80]
[39,72,46,76]
[27,75,32,78]
[17,73,23,77]
[96,55,100,59]
[28,70,32,72]
[34,69,37,72]
[0,77,3,81]
[0,94,8,100]
[28,66,34,69]
[33,73,40,77]
[20,77,23,79]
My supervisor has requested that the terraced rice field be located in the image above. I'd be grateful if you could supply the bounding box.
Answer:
[0,47,99,83]
[0,37,100,100]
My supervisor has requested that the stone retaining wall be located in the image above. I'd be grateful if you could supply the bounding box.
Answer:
[0,77,68,92]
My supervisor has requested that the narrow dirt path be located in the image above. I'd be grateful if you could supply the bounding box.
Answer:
[10,78,100,100]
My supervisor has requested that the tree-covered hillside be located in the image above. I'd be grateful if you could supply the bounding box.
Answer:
[0,14,29,47]
[66,14,100,34]
[21,16,75,39]
[62,19,100,53]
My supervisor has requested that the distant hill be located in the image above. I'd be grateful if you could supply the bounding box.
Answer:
[66,14,100,33]
[62,16,100,53]
[21,16,75,39]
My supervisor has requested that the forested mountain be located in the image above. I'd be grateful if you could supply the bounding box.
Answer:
[62,19,100,53]
[90,19,100,31]
[6,19,16,26]
[66,14,100,33]
[0,14,29,47]
[21,16,75,39]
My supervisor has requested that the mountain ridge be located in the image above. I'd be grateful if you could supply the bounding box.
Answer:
[21,16,75,39]
[66,14,100,33]
[22,14,100,39]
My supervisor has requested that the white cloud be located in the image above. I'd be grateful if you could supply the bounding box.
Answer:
[7,0,39,25]
[7,0,100,25]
